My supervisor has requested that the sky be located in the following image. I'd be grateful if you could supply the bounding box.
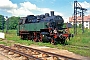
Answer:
[0,0,90,22]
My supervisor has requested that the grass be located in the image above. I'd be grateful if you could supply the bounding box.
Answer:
[0,29,90,57]
[66,28,90,57]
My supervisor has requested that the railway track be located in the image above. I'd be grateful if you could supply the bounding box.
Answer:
[66,45,90,50]
[0,44,42,60]
[0,44,80,60]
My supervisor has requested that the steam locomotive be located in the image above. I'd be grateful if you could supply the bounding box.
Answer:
[17,11,72,44]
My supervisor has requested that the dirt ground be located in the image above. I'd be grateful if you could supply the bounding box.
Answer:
[0,44,90,60]
[28,45,90,60]
[0,53,10,60]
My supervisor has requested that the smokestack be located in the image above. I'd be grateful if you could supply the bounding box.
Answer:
[51,11,54,16]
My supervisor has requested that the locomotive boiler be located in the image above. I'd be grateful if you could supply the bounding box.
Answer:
[17,11,72,44]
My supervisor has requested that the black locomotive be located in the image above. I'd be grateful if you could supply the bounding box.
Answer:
[17,11,72,44]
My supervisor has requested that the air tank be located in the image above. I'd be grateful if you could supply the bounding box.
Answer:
[45,13,49,17]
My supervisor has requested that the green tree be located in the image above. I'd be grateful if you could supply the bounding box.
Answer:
[0,15,5,30]
[8,16,20,30]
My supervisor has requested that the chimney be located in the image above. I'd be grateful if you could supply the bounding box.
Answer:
[51,11,54,16]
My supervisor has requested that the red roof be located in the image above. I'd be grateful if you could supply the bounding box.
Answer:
[69,15,90,22]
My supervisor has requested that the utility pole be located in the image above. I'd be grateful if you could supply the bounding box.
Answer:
[82,10,84,33]
[74,1,77,35]
[73,1,87,34]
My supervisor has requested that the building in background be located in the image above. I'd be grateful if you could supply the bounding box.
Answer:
[63,17,69,23]
[69,15,90,29]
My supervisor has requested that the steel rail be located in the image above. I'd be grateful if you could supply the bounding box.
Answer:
[14,44,80,60]
[0,45,42,60]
